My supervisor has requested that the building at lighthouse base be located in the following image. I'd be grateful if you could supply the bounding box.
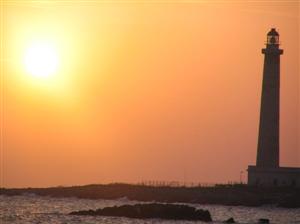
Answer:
[248,165,300,187]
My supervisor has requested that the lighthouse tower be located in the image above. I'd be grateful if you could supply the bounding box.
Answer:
[256,28,283,168]
[247,28,300,187]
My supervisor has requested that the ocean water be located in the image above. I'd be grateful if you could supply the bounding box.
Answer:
[0,195,299,224]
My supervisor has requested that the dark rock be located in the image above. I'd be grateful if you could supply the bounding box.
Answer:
[224,217,235,223]
[258,218,270,223]
[70,203,212,222]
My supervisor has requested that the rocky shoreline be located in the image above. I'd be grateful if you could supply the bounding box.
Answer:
[70,203,212,221]
[1,183,299,208]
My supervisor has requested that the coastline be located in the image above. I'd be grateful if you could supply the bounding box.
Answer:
[1,183,299,208]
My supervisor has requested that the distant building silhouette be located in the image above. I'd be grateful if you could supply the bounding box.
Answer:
[248,28,300,187]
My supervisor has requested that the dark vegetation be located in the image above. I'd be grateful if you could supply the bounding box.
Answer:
[1,183,299,208]
[69,203,212,221]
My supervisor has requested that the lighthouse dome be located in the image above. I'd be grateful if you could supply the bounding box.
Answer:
[267,28,279,36]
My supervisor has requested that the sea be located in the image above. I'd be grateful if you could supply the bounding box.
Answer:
[1,194,299,224]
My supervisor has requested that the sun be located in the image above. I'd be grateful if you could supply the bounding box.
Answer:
[24,41,59,78]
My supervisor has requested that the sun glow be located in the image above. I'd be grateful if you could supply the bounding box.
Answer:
[24,42,59,78]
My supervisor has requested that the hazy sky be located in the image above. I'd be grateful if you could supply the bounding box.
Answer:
[1,1,299,187]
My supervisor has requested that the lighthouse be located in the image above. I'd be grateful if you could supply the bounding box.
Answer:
[247,28,300,187]
[256,28,282,168]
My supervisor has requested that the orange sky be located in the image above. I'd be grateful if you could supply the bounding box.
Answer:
[1,1,299,187]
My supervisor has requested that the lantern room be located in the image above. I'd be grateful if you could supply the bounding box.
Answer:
[266,28,279,45]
